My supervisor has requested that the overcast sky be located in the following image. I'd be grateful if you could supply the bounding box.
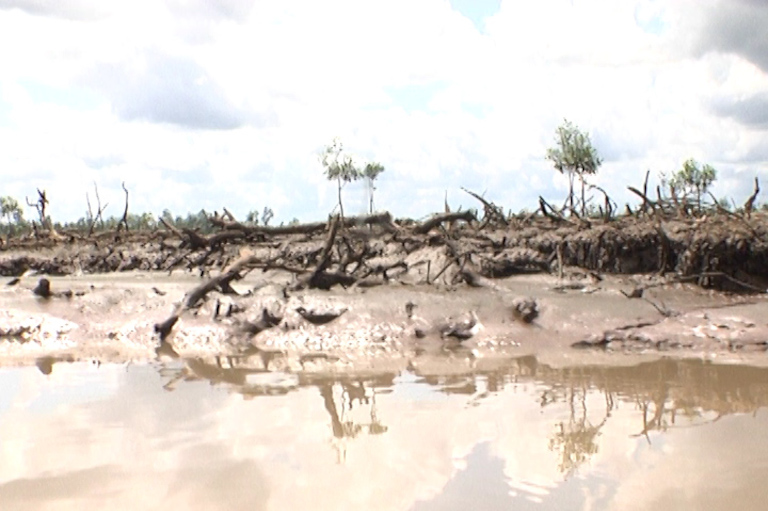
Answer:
[1,0,767,223]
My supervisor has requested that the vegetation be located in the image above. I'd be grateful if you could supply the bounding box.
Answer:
[320,137,360,219]
[362,162,385,214]
[546,119,602,216]
[0,135,759,244]
[1,196,26,237]
[320,137,386,218]
[661,158,717,213]
[245,207,275,226]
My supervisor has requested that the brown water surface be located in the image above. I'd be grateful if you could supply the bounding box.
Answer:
[1,356,767,510]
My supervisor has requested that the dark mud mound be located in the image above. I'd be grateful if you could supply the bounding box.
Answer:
[518,215,768,290]
[1,210,767,293]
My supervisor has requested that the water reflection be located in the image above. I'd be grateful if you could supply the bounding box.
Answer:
[2,354,767,510]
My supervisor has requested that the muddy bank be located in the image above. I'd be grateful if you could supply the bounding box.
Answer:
[0,210,766,371]
[1,211,767,292]
[0,270,765,372]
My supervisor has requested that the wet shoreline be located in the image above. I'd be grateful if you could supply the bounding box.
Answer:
[0,270,765,372]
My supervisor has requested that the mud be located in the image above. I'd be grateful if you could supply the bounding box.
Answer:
[1,212,767,289]
[0,211,766,370]
[0,270,765,373]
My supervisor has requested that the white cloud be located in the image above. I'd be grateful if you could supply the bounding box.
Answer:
[0,0,767,223]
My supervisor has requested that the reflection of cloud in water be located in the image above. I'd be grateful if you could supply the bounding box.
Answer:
[0,357,767,510]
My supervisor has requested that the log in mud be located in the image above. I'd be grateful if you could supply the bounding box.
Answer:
[1,204,767,368]
[2,207,766,290]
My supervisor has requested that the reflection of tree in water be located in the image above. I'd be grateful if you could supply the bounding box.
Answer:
[632,382,674,442]
[546,381,614,477]
[320,379,389,463]
[156,357,391,462]
[154,352,768,472]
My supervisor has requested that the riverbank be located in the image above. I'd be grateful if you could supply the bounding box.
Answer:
[0,270,765,372]
[1,211,766,371]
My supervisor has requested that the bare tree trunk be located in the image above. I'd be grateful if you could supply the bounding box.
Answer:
[368,180,374,214]
[337,177,345,219]
[117,181,130,232]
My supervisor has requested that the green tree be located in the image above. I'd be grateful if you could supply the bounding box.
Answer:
[546,119,602,216]
[1,196,24,236]
[320,137,360,218]
[1,196,23,223]
[667,158,717,213]
[362,162,385,214]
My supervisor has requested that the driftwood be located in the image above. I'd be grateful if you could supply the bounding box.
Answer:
[308,215,340,288]
[461,187,508,227]
[706,192,758,237]
[154,251,261,340]
[3,177,768,308]
[587,183,616,219]
[210,211,399,237]
[412,210,476,235]
[627,186,657,214]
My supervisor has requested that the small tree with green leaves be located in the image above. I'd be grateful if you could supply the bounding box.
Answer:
[664,158,717,213]
[0,196,24,237]
[362,162,385,214]
[1,196,22,223]
[320,137,361,218]
[546,119,602,216]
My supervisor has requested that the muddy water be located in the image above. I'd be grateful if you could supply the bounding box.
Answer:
[1,356,767,510]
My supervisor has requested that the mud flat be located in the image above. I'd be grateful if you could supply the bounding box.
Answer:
[0,210,766,372]
[0,270,765,373]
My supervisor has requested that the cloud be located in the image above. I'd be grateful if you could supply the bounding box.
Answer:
[1,0,768,223]
[0,0,114,21]
[85,52,274,130]
[165,0,255,22]
[710,92,768,129]
[694,0,768,73]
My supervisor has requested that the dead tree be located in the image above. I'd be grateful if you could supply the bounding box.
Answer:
[26,189,62,239]
[155,250,264,341]
[461,187,508,227]
[86,182,108,236]
[117,182,130,233]
[743,177,760,219]
[412,210,476,235]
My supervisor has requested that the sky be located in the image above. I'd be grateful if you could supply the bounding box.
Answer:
[1,0,767,223]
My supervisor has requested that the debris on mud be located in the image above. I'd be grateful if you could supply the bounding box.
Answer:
[0,196,767,362]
